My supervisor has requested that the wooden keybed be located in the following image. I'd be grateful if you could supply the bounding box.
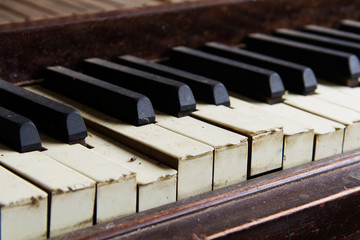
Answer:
[2,0,360,239]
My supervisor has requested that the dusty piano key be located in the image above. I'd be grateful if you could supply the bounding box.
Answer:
[314,84,360,114]
[44,66,155,126]
[0,106,42,153]
[245,33,360,87]
[40,134,137,223]
[156,113,248,189]
[339,19,360,34]
[0,150,96,238]
[203,42,317,95]
[85,130,177,212]
[0,165,48,240]
[233,95,345,160]
[283,93,360,153]
[26,85,212,200]
[82,58,196,117]
[192,104,283,177]
[116,55,230,106]
[229,95,314,169]
[0,79,87,143]
[303,25,360,43]
[274,29,360,58]
[169,46,285,104]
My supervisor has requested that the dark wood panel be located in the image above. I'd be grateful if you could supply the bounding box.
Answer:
[1,0,360,83]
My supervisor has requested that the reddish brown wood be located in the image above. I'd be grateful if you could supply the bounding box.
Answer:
[52,150,360,240]
[1,0,360,83]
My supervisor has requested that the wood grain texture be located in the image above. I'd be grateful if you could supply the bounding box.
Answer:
[1,0,360,83]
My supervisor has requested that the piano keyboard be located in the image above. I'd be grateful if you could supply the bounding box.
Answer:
[3,12,360,239]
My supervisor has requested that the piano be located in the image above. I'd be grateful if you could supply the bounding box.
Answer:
[1,0,360,239]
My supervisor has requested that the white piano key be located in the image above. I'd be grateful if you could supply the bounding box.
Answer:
[284,93,360,152]
[193,104,284,177]
[317,80,360,97]
[229,95,314,169]
[0,165,48,240]
[40,135,137,223]
[83,130,177,212]
[156,113,248,189]
[27,85,213,200]
[315,83,360,112]
[231,94,345,160]
[0,150,96,238]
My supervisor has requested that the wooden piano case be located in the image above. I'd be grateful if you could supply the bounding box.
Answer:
[1,0,360,239]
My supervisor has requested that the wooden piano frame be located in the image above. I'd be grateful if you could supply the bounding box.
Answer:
[1,0,360,239]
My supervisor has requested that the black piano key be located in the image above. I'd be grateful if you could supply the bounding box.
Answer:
[116,55,230,107]
[303,25,360,44]
[274,28,360,58]
[82,58,196,117]
[0,79,87,143]
[203,42,317,95]
[44,66,155,126]
[0,107,42,153]
[339,19,360,34]
[245,33,360,87]
[169,46,285,104]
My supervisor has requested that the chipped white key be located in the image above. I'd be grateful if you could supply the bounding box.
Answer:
[0,166,47,240]
[193,104,283,177]
[27,86,213,200]
[229,96,314,169]
[0,151,96,237]
[40,135,136,223]
[156,113,248,189]
[284,93,360,152]
[84,130,177,212]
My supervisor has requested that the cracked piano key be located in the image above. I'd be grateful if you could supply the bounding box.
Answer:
[192,104,284,177]
[229,94,314,169]
[0,106,42,153]
[0,79,87,143]
[245,33,360,87]
[233,95,345,161]
[0,149,96,238]
[339,19,360,34]
[169,46,285,104]
[203,42,317,95]
[283,93,360,153]
[85,130,177,212]
[44,66,155,126]
[0,165,48,240]
[26,85,212,200]
[303,25,360,43]
[156,113,248,189]
[40,134,137,223]
[116,55,230,106]
[274,28,360,58]
[82,58,196,117]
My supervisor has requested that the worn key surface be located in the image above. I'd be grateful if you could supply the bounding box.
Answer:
[169,46,285,104]
[203,42,317,95]
[246,33,360,87]
[0,106,42,152]
[0,165,48,240]
[117,55,230,106]
[303,25,360,43]
[82,58,196,117]
[0,79,87,143]
[44,66,155,126]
